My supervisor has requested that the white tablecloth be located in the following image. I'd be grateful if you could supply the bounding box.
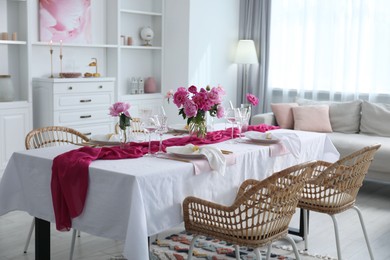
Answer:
[0,129,339,259]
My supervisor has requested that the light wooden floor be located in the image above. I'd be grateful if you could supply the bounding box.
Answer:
[0,181,389,260]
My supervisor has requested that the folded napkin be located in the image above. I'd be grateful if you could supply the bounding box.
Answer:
[166,144,227,175]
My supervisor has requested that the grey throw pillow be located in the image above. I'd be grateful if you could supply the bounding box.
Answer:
[360,101,390,137]
[295,98,362,133]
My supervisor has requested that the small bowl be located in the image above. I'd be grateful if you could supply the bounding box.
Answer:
[60,72,82,78]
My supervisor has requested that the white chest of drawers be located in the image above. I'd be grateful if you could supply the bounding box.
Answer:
[32,78,116,138]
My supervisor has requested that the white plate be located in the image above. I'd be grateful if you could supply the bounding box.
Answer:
[168,124,189,133]
[89,134,121,146]
[245,131,281,144]
[166,146,205,159]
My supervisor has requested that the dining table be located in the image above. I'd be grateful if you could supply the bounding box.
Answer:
[0,128,339,260]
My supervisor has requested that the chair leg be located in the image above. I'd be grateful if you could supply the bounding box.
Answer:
[353,206,375,260]
[235,244,240,260]
[187,235,200,260]
[330,215,342,260]
[69,229,77,260]
[284,235,301,260]
[254,247,263,260]
[265,243,272,260]
[303,209,308,250]
[23,219,35,253]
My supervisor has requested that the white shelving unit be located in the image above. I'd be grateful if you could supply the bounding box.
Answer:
[0,0,31,175]
[0,0,165,175]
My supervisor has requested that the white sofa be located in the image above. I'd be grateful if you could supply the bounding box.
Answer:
[252,99,390,184]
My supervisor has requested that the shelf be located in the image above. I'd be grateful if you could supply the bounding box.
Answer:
[0,40,27,45]
[32,42,118,49]
[0,100,29,109]
[120,9,162,16]
[120,45,162,50]
[121,93,163,101]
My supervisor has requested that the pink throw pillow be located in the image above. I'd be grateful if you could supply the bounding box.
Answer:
[292,105,333,132]
[271,103,299,129]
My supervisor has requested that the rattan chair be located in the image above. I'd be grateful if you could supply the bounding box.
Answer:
[183,161,317,260]
[299,144,381,260]
[24,126,89,260]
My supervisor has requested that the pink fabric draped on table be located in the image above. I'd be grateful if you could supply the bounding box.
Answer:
[51,124,279,231]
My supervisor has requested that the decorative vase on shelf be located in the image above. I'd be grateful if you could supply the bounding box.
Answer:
[0,75,14,102]
[144,77,157,93]
[189,117,207,139]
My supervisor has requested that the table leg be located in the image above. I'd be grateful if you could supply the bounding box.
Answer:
[288,208,309,238]
[35,217,50,259]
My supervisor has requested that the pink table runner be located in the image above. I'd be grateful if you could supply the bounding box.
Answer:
[51,124,279,231]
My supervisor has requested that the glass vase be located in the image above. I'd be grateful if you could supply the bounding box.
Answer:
[189,118,207,139]
[119,126,132,148]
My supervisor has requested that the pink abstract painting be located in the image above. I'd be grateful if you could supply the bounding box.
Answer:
[39,0,92,43]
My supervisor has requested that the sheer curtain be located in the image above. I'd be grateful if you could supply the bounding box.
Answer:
[267,0,390,109]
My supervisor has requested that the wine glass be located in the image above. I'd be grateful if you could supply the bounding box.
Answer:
[154,115,168,155]
[234,108,244,142]
[140,115,158,157]
[225,108,237,143]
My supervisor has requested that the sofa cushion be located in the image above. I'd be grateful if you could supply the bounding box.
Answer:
[327,132,388,176]
[295,98,362,133]
[360,101,390,137]
[270,103,298,129]
[292,105,333,132]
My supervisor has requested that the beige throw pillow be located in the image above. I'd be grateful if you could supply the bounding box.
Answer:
[292,105,333,132]
[271,103,299,129]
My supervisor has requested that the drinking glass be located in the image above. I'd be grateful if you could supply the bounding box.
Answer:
[154,115,168,155]
[225,108,237,143]
[140,115,158,157]
[234,108,244,142]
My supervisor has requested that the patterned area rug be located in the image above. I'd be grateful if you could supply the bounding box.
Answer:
[147,230,336,260]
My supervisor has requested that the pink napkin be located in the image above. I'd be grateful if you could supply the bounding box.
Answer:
[159,153,236,175]
[269,143,290,157]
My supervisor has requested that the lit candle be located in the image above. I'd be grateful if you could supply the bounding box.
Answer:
[49,40,52,51]
[60,40,62,55]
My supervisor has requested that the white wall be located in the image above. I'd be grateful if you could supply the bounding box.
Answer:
[163,0,239,124]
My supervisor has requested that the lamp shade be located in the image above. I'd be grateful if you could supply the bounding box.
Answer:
[235,40,258,64]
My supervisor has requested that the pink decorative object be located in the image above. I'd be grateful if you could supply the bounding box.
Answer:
[39,0,92,44]
[246,93,259,106]
[144,77,157,93]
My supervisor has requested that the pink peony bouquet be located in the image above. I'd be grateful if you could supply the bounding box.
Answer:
[173,85,225,137]
[109,102,132,131]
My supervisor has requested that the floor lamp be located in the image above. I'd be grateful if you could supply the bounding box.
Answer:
[235,40,259,102]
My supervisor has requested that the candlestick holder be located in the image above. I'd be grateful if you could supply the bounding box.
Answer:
[49,49,54,78]
[59,54,63,78]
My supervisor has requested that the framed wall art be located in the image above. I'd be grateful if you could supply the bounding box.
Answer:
[39,0,92,43]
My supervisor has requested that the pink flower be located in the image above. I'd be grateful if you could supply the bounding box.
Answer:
[173,87,188,108]
[192,91,208,111]
[208,88,222,104]
[215,85,226,95]
[246,93,259,106]
[188,85,197,94]
[183,100,198,118]
[216,105,225,118]
[165,89,174,103]
[109,102,131,117]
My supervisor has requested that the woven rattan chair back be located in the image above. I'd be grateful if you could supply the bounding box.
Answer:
[25,126,89,150]
[298,144,381,215]
[183,160,316,249]
[114,118,143,134]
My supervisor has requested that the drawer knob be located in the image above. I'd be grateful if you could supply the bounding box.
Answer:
[98,85,103,89]
[80,99,92,103]
[83,132,92,136]
[80,115,92,119]
[68,86,73,90]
